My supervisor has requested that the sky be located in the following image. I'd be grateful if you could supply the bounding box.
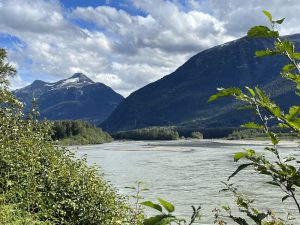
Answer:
[1,0,300,96]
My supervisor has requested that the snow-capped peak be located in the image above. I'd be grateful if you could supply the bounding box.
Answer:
[55,73,94,89]
[61,77,80,86]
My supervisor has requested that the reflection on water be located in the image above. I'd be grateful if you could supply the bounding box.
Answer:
[70,140,300,224]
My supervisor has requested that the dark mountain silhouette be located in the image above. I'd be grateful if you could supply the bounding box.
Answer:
[101,35,300,132]
[14,73,124,124]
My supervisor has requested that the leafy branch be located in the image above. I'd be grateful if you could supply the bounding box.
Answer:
[210,10,300,222]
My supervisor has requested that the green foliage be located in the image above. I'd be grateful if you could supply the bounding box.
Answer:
[52,120,112,145]
[114,127,180,140]
[0,49,139,224]
[190,131,203,139]
[210,10,300,224]
[228,129,265,140]
[0,48,16,87]
[142,198,201,225]
[0,204,50,225]
[214,183,290,225]
[227,127,296,140]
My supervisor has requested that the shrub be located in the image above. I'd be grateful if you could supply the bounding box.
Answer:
[190,131,203,139]
[0,49,140,224]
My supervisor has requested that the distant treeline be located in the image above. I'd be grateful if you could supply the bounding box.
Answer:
[228,128,297,140]
[52,120,112,145]
[176,127,235,139]
[113,127,204,140]
[113,127,180,140]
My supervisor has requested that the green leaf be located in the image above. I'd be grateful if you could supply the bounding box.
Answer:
[282,195,290,202]
[254,86,268,102]
[266,181,280,187]
[255,49,279,57]
[124,186,136,190]
[157,198,175,213]
[234,152,246,162]
[282,72,300,84]
[143,215,168,225]
[286,106,300,120]
[264,147,278,155]
[238,105,255,110]
[221,205,231,211]
[208,87,242,102]
[282,64,296,73]
[228,163,253,180]
[231,216,249,225]
[245,86,255,97]
[241,122,263,129]
[275,18,285,24]
[140,201,163,212]
[262,10,272,22]
[245,149,256,156]
[270,106,283,118]
[247,26,279,38]
[275,40,294,55]
[156,217,176,225]
[268,132,279,145]
[283,157,296,162]
[292,52,300,60]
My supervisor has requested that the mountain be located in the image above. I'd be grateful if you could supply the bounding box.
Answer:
[14,73,124,124]
[101,34,300,132]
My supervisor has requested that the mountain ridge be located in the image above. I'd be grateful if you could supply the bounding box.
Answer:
[14,73,124,124]
[101,34,300,132]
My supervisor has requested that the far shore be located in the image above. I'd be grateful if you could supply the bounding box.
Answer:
[206,138,300,148]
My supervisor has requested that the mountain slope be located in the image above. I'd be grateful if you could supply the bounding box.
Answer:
[101,34,300,132]
[14,73,124,124]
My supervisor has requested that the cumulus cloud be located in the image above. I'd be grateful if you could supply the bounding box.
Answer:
[1,0,299,96]
[197,0,300,36]
[70,0,234,95]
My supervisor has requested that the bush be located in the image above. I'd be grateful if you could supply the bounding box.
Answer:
[190,131,203,139]
[0,49,141,224]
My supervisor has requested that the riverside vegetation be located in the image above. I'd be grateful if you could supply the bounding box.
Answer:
[52,120,112,145]
[227,128,296,140]
[113,127,203,140]
[0,50,143,224]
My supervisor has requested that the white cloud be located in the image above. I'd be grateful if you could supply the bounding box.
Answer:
[9,75,29,90]
[199,0,300,36]
[70,0,234,95]
[1,0,299,96]
[0,0,69,34]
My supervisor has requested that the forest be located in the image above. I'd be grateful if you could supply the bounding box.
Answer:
[52,120,112,145]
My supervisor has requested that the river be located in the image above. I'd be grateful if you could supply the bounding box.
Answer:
[70,139,300,224]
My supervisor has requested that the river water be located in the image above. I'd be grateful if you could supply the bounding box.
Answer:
[70,139,300,224]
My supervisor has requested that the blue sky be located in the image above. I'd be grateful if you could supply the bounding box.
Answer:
[0,0,299,96]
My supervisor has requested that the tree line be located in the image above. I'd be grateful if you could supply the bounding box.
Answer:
[51,120,112,145]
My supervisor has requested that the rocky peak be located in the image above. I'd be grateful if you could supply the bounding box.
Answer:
[69,73,94,83]
[55,73,94,89]
[31,80,47,88]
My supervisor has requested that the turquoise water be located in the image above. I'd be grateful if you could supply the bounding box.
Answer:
[71,140,300,224]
